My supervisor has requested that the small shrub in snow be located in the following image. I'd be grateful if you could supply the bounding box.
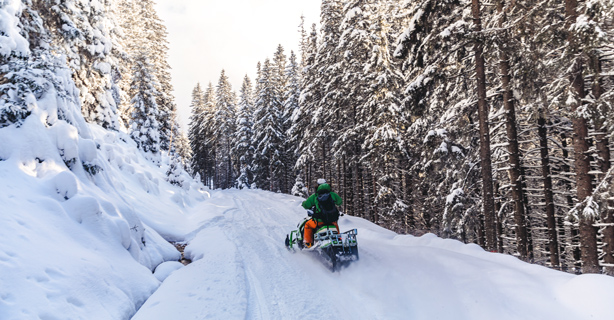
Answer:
[166,156,186,187]
[82,161,102,175]
[291,175,308,198]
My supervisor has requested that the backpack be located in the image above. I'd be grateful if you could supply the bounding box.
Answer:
[314,192,340,225]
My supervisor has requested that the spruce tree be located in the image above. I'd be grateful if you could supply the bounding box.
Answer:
[36,0,120,130]
[1,1,87,132]
[202,83,217,187]
[188,83,206,179]
[213,70,236,189]
[233,76,255,189]
[359,1,407,226]
[283,51,301,193]
[252,59,283,191]
[129,52,160,157]
[291,24,320,187]
[272,45,290,192]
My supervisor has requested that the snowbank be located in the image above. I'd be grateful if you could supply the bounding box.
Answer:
[0,108,204,318]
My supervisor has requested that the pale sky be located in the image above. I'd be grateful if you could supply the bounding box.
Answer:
[154,0,321,130]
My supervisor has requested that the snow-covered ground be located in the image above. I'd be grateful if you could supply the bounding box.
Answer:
[134,189,614,320]
[0,112,202,319]
[1,115,614,319]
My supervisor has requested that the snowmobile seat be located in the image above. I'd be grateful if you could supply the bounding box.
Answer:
[315,225,338,238]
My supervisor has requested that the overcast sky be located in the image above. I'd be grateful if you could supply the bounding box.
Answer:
[154,0,321,130]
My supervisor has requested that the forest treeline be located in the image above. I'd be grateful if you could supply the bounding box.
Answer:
[188,0,614,275]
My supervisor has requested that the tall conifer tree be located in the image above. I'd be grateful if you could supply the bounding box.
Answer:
[233,76,255,189]
[213,70,236,189]
[129,52,160,157]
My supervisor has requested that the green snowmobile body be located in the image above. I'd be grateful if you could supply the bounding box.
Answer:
[285,215,359,272]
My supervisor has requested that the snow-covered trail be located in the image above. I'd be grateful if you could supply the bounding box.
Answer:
[133,189,614,320]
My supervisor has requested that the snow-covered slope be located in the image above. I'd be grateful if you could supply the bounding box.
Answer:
[0,110,205,319]
[134,189,614,320]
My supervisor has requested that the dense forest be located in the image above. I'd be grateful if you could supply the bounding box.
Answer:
[188,0,614,275]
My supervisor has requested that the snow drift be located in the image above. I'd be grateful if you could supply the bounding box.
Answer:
[0,107,206,318]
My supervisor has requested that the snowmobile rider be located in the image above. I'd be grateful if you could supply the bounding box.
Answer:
[301,179,342,248]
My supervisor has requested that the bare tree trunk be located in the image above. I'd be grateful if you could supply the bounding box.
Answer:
[496,0,528,259]
[494,181,504,252]
[372,169,378,224]
[227,143,232,189]
[538,113,560,268]
[354,137,364,218]
[561,133,582,269]
[477,215,486,248]
[329,139,334,183]
[347,160,353,215]
[472,0,497,252]
[354,162,363,218]
[336,158,341,194]
[363,166,370,220]
[307,163,312,193]
[214,155,218,189]
[590,55,614,273]
[519,166,534,261]
[364,168,372,221]
[403,166,415,234]
[565,0,600,273]
[322,139,327,181]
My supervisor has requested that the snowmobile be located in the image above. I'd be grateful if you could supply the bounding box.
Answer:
[285,211,359,272]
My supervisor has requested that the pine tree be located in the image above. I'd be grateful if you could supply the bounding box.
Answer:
[394,0,490,242]
[298,15,309,69]
[115,0,177,142]
[195,83,218,188]
[1,0,42,127]
[359,1,407,227]
[563,0,601,273]
[252,59,283,191]
[1,0,87,133]
[283,51,302,193]
[175,130,193,169]
[188,83,206,179]
[166,155,185,187]
[272,45,290,193]
[233,76,255,189]
[312,0,344,182]
[36,0,120,130]
[213,70,236,189]
[291,175,309,198]
[140,0,176,152]
[129,52,160,157]
[114,0,137,128]
[292,24,320,188]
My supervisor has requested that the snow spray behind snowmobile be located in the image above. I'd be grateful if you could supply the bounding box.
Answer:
[285,210,359,272]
